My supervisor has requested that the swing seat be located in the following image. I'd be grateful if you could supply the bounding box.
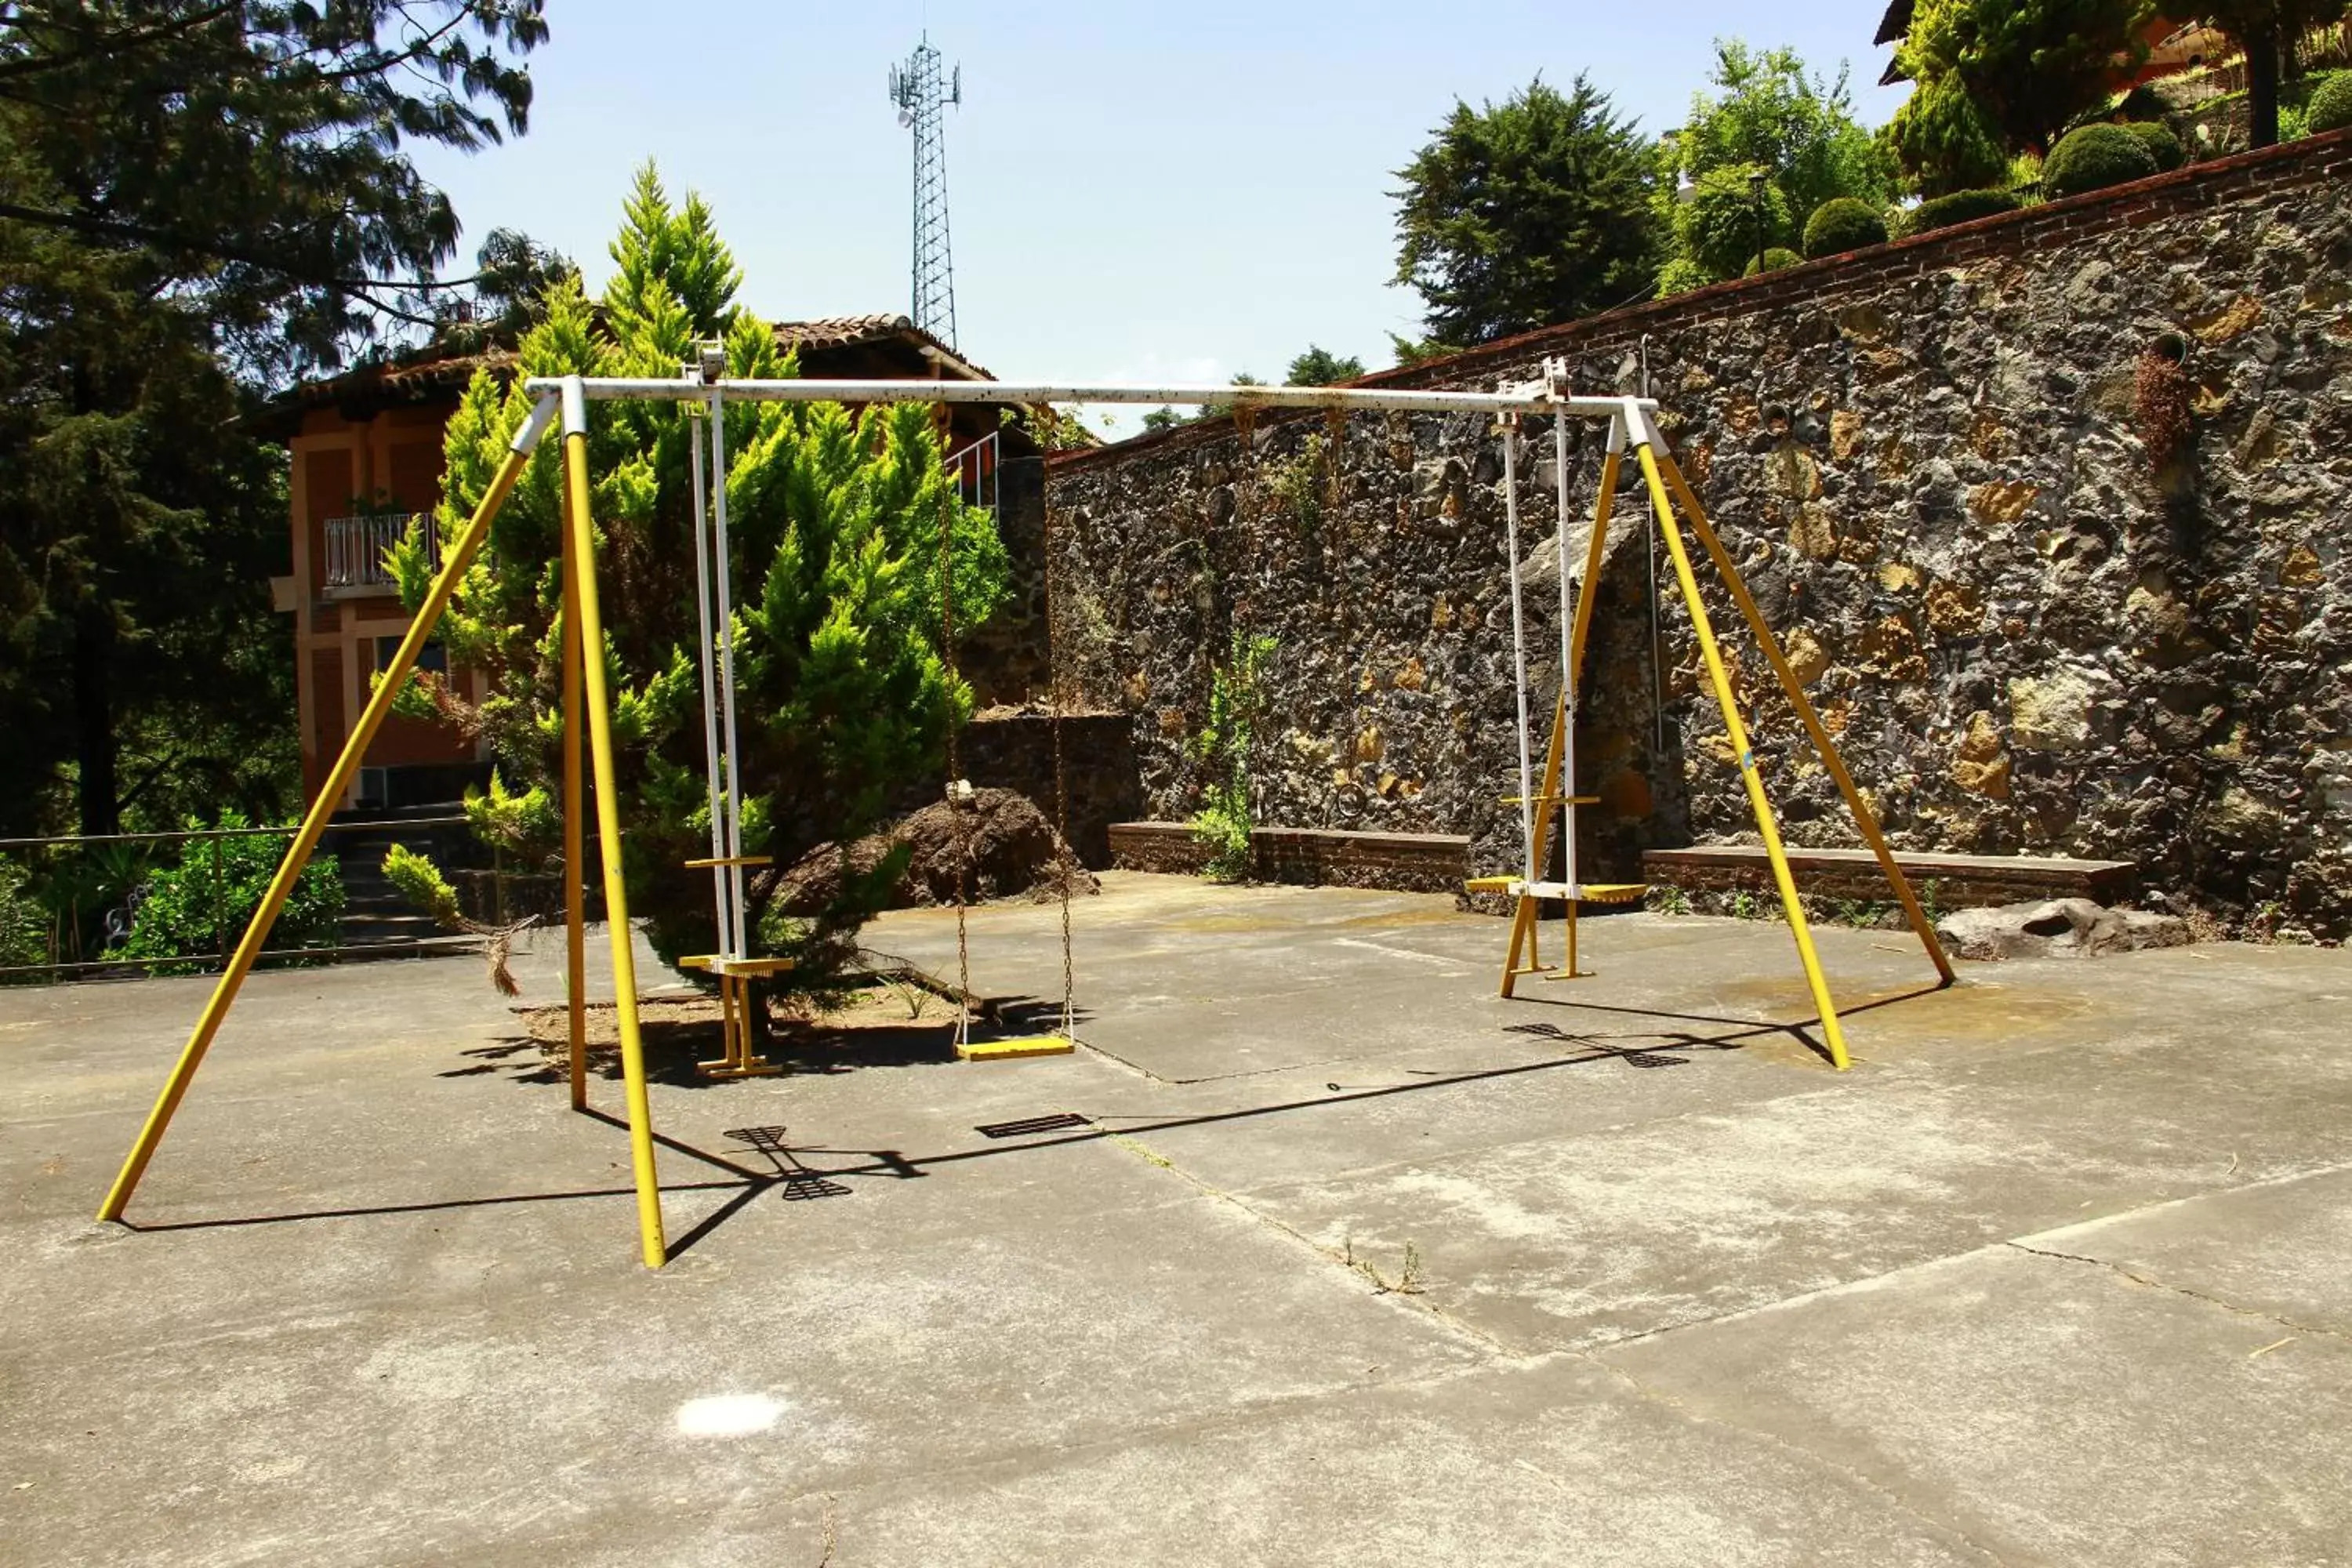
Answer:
[956,1035,1076,1062]
[1482,880,1652,906]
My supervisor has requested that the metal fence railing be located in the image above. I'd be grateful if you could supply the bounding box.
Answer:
[0,815,481,985]
[323,514,434,591]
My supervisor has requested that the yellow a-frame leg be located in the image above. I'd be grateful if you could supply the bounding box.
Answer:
[100,396,554,1221]
[1653,452,1955,988]
[1629,423,1854,1069]
[558,380,671,1266]
[1499,437,1621,997]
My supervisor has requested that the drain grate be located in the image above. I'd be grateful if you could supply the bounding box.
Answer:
[975,1112,1093,1140]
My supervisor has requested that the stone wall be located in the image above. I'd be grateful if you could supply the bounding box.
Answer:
[906,710,1139,869]
[1046,131,2352,938]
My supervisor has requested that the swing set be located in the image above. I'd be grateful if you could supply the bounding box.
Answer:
[93,359,1948,1270]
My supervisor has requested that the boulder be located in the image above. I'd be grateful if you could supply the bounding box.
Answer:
[1934,898,2189,962]
[771,788,1098,916]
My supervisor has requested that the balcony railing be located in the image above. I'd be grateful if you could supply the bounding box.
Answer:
[946,431,999,520]
[323,514,433,593]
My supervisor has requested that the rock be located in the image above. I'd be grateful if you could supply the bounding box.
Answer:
[1935,898,2190,961]
[772,788,1098,916]
[2010,671,2095,751]
[1951,710,2012,798]
[1966,480,2040,527]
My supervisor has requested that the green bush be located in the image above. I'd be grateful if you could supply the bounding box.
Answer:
[2310,73,2352,136]
[1653,256,1716,299]
[0,860,49,971]
[2042,122,2158,200]
[2122,121,2185,172]
[120,812,344,971]
[1190,632,1276,883]
[1802,198,1890,259]
[1742,247,1803,277]
[1671,163,1795,282]
[1902,187,2022,236]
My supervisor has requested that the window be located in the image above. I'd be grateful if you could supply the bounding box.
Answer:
[375,635,447,674]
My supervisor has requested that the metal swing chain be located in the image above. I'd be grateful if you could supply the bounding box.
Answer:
[938,434,975,1054]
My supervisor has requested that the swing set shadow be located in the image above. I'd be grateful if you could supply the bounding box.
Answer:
[108,982,1939,1253]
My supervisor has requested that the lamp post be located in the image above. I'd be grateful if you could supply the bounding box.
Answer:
[1749,168,1768,276]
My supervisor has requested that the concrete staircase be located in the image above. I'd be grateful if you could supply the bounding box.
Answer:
[328,807,481,960]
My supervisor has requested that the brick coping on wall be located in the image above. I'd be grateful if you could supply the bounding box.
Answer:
[1051,127,2352,478]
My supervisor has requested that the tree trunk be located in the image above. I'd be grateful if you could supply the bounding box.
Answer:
[72,604,120,837]
[2246,24,2283,150]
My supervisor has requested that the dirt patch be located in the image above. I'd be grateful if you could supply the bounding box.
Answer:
[513,979,964,1080]
[773,788,1099,914]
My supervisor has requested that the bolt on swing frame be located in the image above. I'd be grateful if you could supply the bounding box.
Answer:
[93,366,1947,1272]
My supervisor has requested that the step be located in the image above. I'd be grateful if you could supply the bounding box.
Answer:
[1640,844,2136,906]
[1109,822,1469,895]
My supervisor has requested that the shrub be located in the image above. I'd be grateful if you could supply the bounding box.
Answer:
[1190,632,1276,883]
[1802,198,1890,259]
[1653,256,1715,299]
[0,860,49,971]
[1671,163,1795,282]
[2310,73,2352,136]
[1902,187,2022,235]
[1742,247,1803,277]
[2041,122,2158,200]
[2122,121,2185,172]
[120,812,344,971]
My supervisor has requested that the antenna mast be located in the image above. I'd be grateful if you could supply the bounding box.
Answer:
[887,34,962,350]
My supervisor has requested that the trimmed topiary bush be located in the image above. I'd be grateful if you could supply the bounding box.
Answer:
[2310,72,2352,136]
[2042,122,2158,199]
[1802,198,1891,260]
[1902,187,2022,236]
[2123,121,2185,172]
[1742,247,1802,277]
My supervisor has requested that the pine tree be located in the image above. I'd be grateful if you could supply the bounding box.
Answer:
[393,168,1011,982]
[0,2,548,837]
[1391,76,1661,347]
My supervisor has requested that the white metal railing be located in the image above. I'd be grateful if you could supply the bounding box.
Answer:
[946,430,999,519]
[322,514,432,591]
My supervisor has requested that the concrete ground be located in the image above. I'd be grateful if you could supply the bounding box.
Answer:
[2,872,2348,1566]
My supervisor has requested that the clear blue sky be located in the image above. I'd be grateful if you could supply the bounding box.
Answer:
[413,2,1911,434]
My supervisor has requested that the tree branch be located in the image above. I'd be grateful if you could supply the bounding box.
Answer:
[0,200,483,294]
[0,2,245,86]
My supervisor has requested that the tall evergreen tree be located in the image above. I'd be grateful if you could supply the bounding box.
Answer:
[1391,76,1661,346]
[0,3,548,837]
[1285,345,1366,386]
[394,169,1011,982]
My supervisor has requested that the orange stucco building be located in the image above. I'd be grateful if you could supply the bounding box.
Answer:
[262,314,1027,811]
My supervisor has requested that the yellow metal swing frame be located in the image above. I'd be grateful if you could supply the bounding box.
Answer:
[1483,391,1953,1069]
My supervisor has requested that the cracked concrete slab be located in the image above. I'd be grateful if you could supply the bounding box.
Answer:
[2010,1167,2352,1341]
[1602,1239,2352,1568]
[544,1354,2002,1568]
[5,873,2349,1564]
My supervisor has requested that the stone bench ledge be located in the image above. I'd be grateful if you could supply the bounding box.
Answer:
[1642,844,2136,902]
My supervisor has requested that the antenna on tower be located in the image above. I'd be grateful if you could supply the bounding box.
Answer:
[887,34,961,350]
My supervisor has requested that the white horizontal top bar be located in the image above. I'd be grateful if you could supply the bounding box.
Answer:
[521,374,1655,419]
